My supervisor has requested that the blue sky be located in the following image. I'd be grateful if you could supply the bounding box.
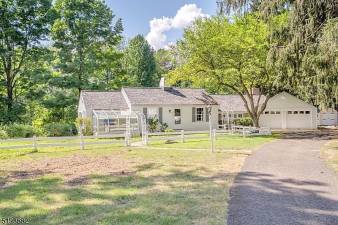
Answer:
[106,0,217,49]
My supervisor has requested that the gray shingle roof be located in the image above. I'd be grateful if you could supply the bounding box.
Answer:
[211,94,266,112]
[80,91,129,113]
[123,87,217,105]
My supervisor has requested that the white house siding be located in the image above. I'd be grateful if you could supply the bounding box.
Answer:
[259,92,317,129]
[131,105,219,131]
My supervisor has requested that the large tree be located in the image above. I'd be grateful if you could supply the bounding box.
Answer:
[0,0,54,123]
[123,35,158,87]
[51,0,123,95]
[219,0,338,108]
[168,15,278,127]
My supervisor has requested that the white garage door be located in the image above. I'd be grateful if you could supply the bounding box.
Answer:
[286,110,312,129]
[320,112,337,126]
[260,111,282,129]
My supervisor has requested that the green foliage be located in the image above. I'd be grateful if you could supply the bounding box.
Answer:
[0,129,8,139]
[51,0,123,95]
[233,117,254,126]
[76,118,93,136]
[0,0,55,123]
[168,15,276,126]
[123,35,159,87]
[5,124,36,138]
[147,117,159,133]
[43,122,77,137]
[219,0,338,108]
[155,48,177,77]
[159,122,169,132]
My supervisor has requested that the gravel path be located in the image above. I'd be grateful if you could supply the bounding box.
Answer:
[227,137,338,225]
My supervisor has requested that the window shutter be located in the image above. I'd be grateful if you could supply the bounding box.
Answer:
[206,107,209,122]
[143,107,148,119]
[192,107,196,122]
[159,107,163,123]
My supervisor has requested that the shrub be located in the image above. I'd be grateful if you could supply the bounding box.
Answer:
[0,129,8,139]
[160,122,168,132]
[43,122,77,137]
[5,124,36,138]
[76,117,93,136]
[233,117,254,126]
[148,117,159,133]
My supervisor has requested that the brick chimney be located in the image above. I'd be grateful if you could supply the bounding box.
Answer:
[159,77,165,89]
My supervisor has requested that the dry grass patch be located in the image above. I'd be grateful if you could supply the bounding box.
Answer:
[321,140,338,173]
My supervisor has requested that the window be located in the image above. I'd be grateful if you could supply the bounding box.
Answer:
[238,114,243,118]
[294,111,298,114]
[196,108,204,121]
[288,111,292,114]
[276,111,281,114]
[265,111,270,114]
[305,111,310,114]
[300,111,304,114]
[271,111,276,114]
[175,109,181,124]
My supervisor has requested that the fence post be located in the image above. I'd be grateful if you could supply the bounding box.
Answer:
[80,132,85,150]
[125,130,130,147]
[211,129,216,153]
[33,135,38,152]
[143,131,148,146]
[181,130,185,143]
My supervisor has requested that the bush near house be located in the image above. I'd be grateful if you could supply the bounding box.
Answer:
[4,124,36,138]
[234,117,254,126]
[43,122,77,137]
[76,118,93,136]
[147,117,168,132]
[0,128,8,139]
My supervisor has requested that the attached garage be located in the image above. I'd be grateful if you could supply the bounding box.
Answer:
[319,109,338,126]
[260,92,317,129]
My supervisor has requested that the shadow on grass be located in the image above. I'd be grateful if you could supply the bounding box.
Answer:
[0,164,235,225]
[227,171,338,225]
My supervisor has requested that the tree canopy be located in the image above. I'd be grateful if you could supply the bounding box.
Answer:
[168,15,278,126]
[122,35,158,87]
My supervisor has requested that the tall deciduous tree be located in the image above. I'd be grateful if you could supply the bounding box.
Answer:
[168,15,278,127]
[219,0,338,108]
[51,0,123,95]
[0,0,54,123]
[123,35,158,87]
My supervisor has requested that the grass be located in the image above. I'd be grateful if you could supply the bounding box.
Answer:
[321,140,338,173]
[0,134,277,225]
[148,133,278,150]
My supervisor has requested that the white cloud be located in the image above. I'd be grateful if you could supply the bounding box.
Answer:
[146,4,209,50]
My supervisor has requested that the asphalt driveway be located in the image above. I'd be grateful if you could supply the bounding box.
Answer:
[227,132,338,225]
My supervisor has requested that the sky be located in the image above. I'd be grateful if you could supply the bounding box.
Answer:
[106,0,217,50]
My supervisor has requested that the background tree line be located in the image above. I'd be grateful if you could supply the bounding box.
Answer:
[0,0,173,137]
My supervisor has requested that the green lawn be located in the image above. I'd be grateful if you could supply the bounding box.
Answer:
[0,134,277,225]
[149,133,277,150]
[321,140,338,173]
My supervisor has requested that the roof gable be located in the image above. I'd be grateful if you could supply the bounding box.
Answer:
[122,87,217,105]
[266,92,316,110]
[80,91,129,114]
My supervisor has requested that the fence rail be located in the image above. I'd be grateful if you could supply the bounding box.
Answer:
[0,126,271,152]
